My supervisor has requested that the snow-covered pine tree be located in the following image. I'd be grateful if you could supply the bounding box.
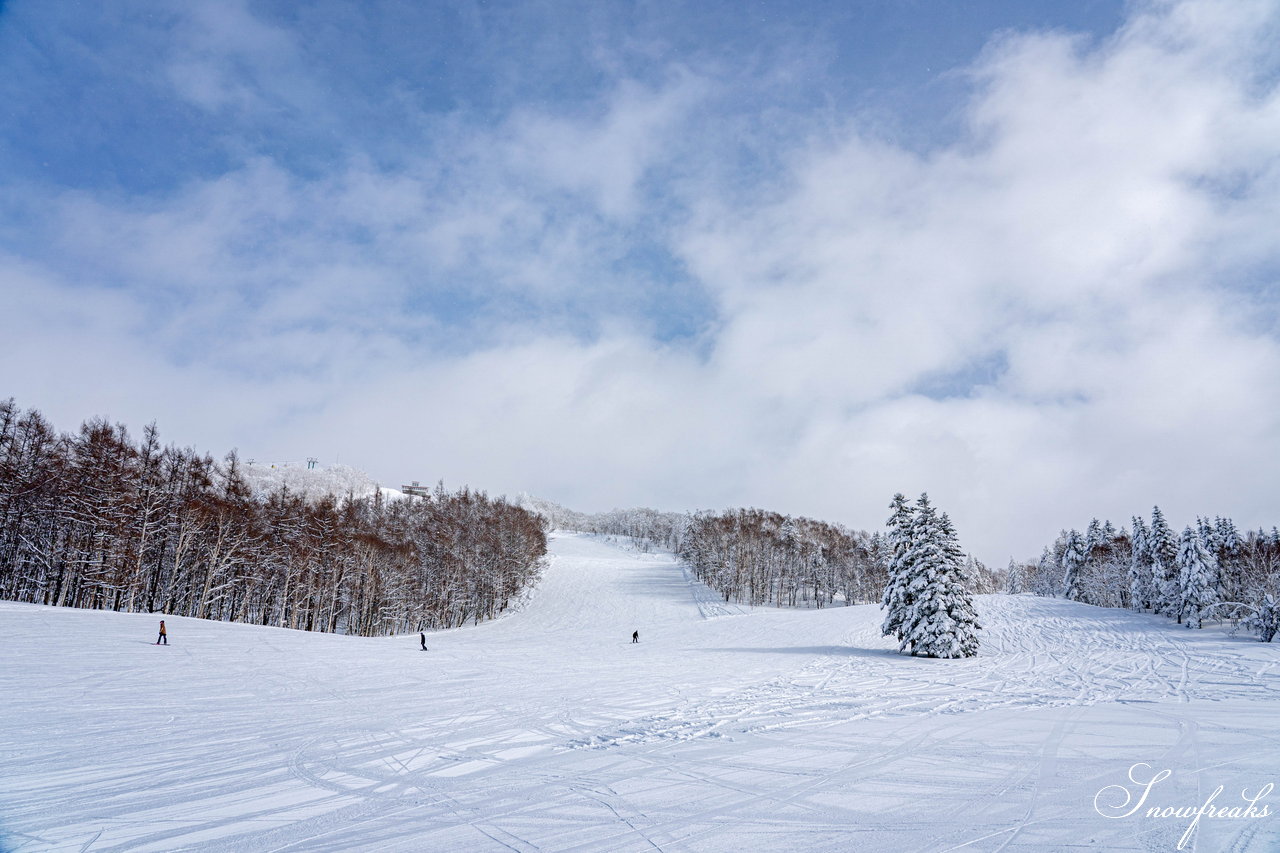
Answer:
[880,493,916,641]
[1129,515,1152,610]
[1176,526,1219,629]
[1148,506,1179,617]
[939,512,982,654]
[1085,518,1103,553]
[1195,517,1224,601]
[1005,558,1025,594]
[1197,517,1219,553]
[1060,529,1087,601]
[1213,516,1242,601]
[1032,547,1058,596]
[896,496,980,658]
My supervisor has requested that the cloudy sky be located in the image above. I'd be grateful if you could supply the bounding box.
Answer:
[2,0,1278,564]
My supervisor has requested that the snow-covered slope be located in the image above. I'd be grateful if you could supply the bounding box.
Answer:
[2,533,1278,852]
[239,462,386,502]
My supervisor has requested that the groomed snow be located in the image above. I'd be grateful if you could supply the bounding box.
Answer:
[2,533,1277,851]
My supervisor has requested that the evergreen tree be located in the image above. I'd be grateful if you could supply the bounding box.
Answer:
[1060,529,1087,601]
[1148,506,1179,616]
[1176,526,1219,629]
[896,495,981,658]
[1005,558,1025,594]
[1032,547,1058,597]
[1085,518,1104,552]
[880,493,915,641]
[1213,516,1242,600]
[1197,517,1219,552]
[1195,517,1224,600]
[939,513,982,654]
[1022,505,1279,639]
[1129,515,1152,610]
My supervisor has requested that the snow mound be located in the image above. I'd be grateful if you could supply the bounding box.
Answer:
[240,462,382,502]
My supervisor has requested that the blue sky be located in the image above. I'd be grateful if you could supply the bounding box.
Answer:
[4,1,1125,193]
[2,0,1278,563]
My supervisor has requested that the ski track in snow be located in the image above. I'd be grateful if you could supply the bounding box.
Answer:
[1,532,1278,852]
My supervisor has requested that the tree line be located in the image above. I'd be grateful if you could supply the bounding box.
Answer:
[0,399,547,635]
[529,497,1003,610]
[518,496,688,555]
[678,508,885,608]
[1012,508,1278,641]
[676,505,1002,609]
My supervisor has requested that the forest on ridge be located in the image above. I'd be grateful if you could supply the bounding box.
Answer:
[0,399,547,636]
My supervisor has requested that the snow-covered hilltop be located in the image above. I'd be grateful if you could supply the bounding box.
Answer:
[239,460,387,502]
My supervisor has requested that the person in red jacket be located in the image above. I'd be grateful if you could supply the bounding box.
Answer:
[156,620,167,645]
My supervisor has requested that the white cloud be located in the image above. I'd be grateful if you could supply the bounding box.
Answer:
[164,0,318,117]
[502,71,709,217]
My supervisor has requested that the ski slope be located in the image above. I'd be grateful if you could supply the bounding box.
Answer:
[1,532,1278,852]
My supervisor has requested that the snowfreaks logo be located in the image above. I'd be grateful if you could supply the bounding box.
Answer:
[1094,763,1273,850]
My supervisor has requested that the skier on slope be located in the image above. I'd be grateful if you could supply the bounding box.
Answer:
[420,632,428,651]
[156,620,167,645]
[632,630,639,644]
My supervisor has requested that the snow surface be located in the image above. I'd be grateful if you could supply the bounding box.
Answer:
[239,463,388,503]
[2,533,1278,852]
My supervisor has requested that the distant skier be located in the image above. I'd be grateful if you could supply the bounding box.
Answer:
[420,632,428,651]
[156,620,168,645]
[631,630,639,644]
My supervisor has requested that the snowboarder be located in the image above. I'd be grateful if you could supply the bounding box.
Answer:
[631,630,639,644]
[420,632,428,651]
[156,620,167,645]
